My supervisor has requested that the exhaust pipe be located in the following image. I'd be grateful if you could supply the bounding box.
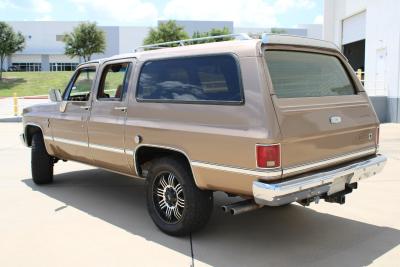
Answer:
[221,200,263,215]
[221,201,245,213]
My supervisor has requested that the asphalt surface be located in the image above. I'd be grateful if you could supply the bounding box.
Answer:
[0,122,399,267]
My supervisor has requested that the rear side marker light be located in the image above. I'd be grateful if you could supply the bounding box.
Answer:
[256,144,281,168]
[376,127,380,146]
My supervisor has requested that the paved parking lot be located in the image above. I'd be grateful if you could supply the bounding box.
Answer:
[0,122,399,267]
[0,97,48,120]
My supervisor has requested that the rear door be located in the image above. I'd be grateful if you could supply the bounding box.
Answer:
[87,59,134,173]
[264,47,379,176]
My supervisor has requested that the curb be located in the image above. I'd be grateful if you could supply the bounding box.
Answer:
[0,116,22,123]
[21,95,48,99]
[0,96,48,99]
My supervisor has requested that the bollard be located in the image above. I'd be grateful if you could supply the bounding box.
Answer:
[356,69,362,81]
[13,92,18,116]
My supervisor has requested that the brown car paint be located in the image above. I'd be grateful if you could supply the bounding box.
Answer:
[22,38,380,196]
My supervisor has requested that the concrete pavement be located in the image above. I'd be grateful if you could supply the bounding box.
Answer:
[0,123,399,267]
[0,97,48,121]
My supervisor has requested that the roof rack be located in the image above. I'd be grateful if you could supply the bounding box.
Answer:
[134,33,252,52]
[133,33,340,53]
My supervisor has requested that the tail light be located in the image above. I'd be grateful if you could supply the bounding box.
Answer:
[256,144,280,168]
[376,127,380,146]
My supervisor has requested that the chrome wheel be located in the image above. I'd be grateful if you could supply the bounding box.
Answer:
[153,172,185,224]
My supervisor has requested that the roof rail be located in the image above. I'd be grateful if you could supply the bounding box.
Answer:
[134,33,252,52]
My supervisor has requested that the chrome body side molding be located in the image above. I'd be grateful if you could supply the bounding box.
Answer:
[191,161,281,178]
[23,133,380,194]
[282,147,377,175]
[133,144,198,183]
[53,137,87,147]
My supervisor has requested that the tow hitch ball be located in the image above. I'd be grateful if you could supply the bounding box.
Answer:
[299,182,358,206]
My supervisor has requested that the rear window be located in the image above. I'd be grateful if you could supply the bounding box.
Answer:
[265,51,356,98]
[136,55,243,104]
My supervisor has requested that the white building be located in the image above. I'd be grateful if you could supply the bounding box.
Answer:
[324,0,400,122]
[158,20,234,36]
[4,21,150,72]
[234,27,308,37]
[4,20,321,73]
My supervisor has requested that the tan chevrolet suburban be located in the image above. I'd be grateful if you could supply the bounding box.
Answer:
[21,34,387,236]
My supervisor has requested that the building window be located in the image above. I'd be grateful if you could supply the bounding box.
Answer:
[50,63,79,71]
[12,63,42,72]
[56,35,65,42]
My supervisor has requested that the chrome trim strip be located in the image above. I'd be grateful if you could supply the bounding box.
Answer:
[253,154,387,206]
[43,135,53,141]
[133,144,198,182]
[191,161,282,178]
[96,165,145,180]
[125,149,135,155]
[89,143,125,154]
[53,137,88,147]
[283,147,377,175]
[53,136,128,154]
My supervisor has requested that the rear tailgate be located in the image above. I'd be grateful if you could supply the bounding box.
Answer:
[264,47,379,177]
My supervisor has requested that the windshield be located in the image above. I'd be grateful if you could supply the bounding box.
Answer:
[265,51,356,98]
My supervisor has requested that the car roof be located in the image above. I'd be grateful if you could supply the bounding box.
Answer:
[80,34,340,66]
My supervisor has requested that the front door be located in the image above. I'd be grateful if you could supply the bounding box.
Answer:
[87,60,133,173]
[51,65,97,164]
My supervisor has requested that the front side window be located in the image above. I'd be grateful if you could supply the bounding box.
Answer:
[98,62,131,101]
[137,55,243,103]
[65,67,96,101]
[265,51,356,98]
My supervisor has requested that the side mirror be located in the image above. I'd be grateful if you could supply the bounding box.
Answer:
[49,89,62,102]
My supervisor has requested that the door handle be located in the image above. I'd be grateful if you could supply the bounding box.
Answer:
[80,105,91,110]
[114,106,127,112]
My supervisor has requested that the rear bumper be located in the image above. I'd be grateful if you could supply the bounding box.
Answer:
[253,154,387,206]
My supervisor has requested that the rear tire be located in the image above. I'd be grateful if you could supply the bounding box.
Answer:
[31,133,54,185]
[146,157,213,236]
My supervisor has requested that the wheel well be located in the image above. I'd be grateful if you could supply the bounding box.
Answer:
[135,146,192,178]
[25,125,43,147]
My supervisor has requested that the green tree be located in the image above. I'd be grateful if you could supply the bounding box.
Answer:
[270,28,287,34]
[191,27,233,44]
[0,22,25,80]
[63,22,106,62]
[143,20,189,47]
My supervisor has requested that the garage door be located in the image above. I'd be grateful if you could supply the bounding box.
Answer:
[342,11,366,45]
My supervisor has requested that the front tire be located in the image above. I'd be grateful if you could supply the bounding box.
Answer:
[31,133,54,185]
[146,157,213,236]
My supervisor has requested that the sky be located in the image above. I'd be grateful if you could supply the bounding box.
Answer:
[0,0,323,28]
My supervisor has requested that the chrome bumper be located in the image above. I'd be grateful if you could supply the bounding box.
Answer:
[253,154,387,206]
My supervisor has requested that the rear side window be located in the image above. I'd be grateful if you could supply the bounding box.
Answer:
[136,55,243,104]
[265,51,356,98]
